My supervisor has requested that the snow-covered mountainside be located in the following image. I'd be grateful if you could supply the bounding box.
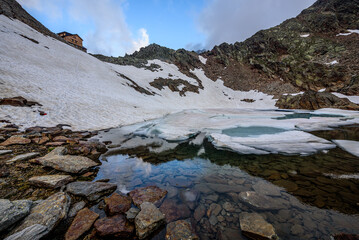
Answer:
[0,15,275,131]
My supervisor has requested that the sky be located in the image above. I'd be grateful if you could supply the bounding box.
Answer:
[18,0,316,57]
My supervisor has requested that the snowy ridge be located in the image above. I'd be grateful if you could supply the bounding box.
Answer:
[0,16,275,130]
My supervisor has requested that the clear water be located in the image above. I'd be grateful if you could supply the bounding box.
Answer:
[94,126,359,240]
[274,112,345,120]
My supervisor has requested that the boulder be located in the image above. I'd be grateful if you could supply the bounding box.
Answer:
[0,136,31,146]
[66,181,117,202]
[29,175,73,189]
[129,186,167,208]
[239,212,278,240]
[238,191,287,210]
[159,199,191,223]
[4,224,47,240]
[9,192,71,237]
[0,199,32,232]
[135,202,165,239]
[94,215,134,238]
[65,208,99,240]
[165,219,198,240]
[68,201,86,218]
[6,152,40,164]
[34,147,98,173]
[125,207,140,222]
[104,193,132,216]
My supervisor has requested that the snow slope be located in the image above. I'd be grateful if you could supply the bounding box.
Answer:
[0,16,276,130]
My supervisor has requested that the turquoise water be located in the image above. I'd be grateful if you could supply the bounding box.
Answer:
[222,126,287,137]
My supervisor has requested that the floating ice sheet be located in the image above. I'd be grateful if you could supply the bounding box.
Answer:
[332,140,359,157]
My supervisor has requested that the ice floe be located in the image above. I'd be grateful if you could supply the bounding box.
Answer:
[332,140,359,157]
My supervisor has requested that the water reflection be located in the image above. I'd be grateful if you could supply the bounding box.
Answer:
[95,127,359,239]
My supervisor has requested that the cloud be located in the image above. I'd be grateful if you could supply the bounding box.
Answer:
[18,0,149,56]
[197,0,316,49]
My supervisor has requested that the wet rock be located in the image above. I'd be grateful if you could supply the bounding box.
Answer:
[94,214,134,238]
[4,224,47,240]
[239,212,278,240]
[238,191,287,210]
[66,181,117,202]
[179,189,199,210]
[29,175,73,189]
[104,193,131,216]
[0,149,12,155]
[217,228,244,240]
[166,219,198,240]
[65,208,99,240]
[6,152,40,164]
[194,183,212,194]
[272,180,298,192]
[207,183,246,193]
[222,202,235,212]
[129,186,167,208]
[46,142,66,146]
[9,192,71,236]
[34,147,98,173]
[207,203,222,217]
[53,136,70,142]
[209,215,218,225]
[68,201,86,218]
[0,136,31,146]
[194,205,206,222]
[204,194,219,202]
[0,199,32,232]
[126,207,140,222]
[159,199,191,223]
[291,224,304,236]
[135,202,165,239]
[163,185,178,198]
[253,181,282,197]
[167,176,193,188]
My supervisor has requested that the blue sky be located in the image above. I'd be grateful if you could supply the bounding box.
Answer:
[18,0,316,56]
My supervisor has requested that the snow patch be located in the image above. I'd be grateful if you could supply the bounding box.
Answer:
[199,56,207,65]
[332,140,359,157]
[336,29,359,36]
[325,60,339,65]
[332,93,359,104]
[300,34,310,38]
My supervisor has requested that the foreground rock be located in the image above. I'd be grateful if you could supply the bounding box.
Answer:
[276,91,359,110]
[135,202,166,239]
[104,193,132,216]
[94,215,134,238]
[165,219,198,240]
[4,224,47,240]
[0,199,32,232]
[239,212,278,240]
[65,208,99,240]
[239,191,287,210]
[29,175,73,189]
[9,192,71,236]
[33,147,98,173]
[129,186,167,208]
[66,181,117,201]
[0,136,31,146]
[6,152,40,164]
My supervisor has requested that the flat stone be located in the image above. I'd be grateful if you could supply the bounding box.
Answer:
[223,202,235,212]
[94,214,134,238]
[166,219,198,240]
[9,192,71,237]
[239,212,278,240]
[207,183,247,193]
[204,194,219,202]
[0,136,31,146]
[193,205,206,222]
[0,150,12,155]
[53,136,70,142]
[159,199,191,223]
[209,215,218,225]
[207,203,222,217]
[6,152,40,164]
[238,191,287,210]
[46,142,66,146]
[68,201,86,218]
[66,181,117,202]
[29,175,73,189]
[252,181,282,197]
[0,199,32,232]
[65,208,99,240]
[129,186,167,208]
[104,193,131,216]
[167,177,193,188]
[126,207,140,222]
[34,147,98,173]
[4,224,47,240]
[135,202,165,239]
[179,189,199,210]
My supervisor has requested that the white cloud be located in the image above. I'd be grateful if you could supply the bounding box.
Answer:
[18,0,149,56]
[197,0,316,49]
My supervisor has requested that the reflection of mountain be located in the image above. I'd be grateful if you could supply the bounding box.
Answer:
[103,127,359,215]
